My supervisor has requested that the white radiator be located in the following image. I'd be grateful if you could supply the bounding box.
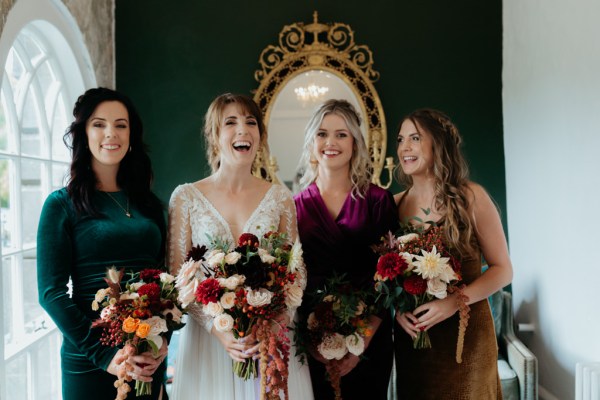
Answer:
[576,362,600,400]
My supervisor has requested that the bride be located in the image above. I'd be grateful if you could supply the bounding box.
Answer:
[168,93,313,399]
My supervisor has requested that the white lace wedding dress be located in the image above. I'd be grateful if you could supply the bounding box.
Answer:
[168,183,313,400]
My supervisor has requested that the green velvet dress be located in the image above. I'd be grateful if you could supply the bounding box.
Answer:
[37,188,166,400]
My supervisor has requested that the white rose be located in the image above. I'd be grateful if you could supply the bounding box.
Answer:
[162,306,183,323]
[214,313,234,332]
[147,335,164,357]
[218,274,245,290]
[318,333,348,360]
[129,282,144,291]
[220,292,237,309]
[203,302,224,317]
[345,334,365,356]
[206,251,225,266]
[307,312,318,330]
[119,292,139,301]
[145,316,169,336]
[106,267,121,284]
[224,251,242,265]
[398,233,419,244]
[246,288,273,307]
[159,273,175,284]
[426,279,448,299]
[284,283,303,309]
[258,248,276,264]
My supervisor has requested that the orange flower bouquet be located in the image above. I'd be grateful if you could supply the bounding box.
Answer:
[92,267,185,399]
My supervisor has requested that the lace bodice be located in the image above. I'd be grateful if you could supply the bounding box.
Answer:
[168,182,307,330]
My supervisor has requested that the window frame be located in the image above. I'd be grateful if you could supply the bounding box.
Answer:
[0,0,97,398]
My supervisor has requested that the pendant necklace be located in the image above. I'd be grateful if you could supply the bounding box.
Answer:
[104,192,132,218]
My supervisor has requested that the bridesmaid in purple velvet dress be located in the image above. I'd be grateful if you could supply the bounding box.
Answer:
[294,99,397,400]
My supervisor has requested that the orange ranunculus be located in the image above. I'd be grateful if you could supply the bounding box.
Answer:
[136,322,151,338]
[122,316,140,333]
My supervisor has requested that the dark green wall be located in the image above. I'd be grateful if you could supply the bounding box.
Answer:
[115,0,506,226]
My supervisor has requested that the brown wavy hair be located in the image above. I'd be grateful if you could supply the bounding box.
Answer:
[203,93,269,173]
[396,108,476,257]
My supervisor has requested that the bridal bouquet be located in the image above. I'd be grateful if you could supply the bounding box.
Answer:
[372,220,469,362]
[297,274,374,400]
[176,231,304,400]
[91,267,185,399]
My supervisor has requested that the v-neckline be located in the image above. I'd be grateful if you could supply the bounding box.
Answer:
[191,184,275,244]
[311,183,352,223]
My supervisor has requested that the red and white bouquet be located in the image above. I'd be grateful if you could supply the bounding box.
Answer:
[92,267,185,399]
[297,275,374,400]
[175,231,304,399]
[373,223,469,362]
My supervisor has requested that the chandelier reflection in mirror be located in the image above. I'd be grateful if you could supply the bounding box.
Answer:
[252,11,395,189]
[294,77,329,104]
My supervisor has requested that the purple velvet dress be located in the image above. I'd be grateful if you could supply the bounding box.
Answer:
[294,183,398,400]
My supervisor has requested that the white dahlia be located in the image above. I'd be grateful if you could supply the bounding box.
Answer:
[412,246,451,280]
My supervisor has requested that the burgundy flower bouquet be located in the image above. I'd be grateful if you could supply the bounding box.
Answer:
[373,222,470,362]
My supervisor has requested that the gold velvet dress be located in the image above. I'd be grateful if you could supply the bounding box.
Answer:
[394,244,502,399]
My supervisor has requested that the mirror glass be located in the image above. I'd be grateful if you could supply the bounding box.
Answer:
[267,69,367,189]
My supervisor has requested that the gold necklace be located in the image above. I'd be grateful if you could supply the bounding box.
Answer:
[104,192,131,218]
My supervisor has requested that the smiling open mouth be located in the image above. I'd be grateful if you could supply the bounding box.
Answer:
[233,141,251,151]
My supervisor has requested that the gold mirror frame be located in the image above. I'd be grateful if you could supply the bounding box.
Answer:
[253,12,394,188]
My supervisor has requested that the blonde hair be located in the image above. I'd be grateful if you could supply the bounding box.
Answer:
[298,99,372,198]
[396,108,476,257]
[203,93,269,173]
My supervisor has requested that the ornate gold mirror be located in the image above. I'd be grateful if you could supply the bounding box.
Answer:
[253,12,394,190]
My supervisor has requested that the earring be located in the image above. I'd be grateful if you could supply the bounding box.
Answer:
[129,146,132,153]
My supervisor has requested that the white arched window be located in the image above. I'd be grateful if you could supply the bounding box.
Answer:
[0,1,96,398]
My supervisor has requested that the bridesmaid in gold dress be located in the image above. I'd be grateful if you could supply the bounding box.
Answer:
[393,108,513,399]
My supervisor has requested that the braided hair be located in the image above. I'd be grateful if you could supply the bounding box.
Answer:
[396,108,476,257]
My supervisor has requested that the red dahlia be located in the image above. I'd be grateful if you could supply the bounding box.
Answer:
[195,278,222,305]
[238,233,259,247]
[138,282,161,300]
[376,253,408,280]
[140,269,163,282]
[403,274,427,295]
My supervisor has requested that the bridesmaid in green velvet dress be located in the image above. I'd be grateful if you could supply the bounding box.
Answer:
[37,88,168,399]
[393,108,513,399]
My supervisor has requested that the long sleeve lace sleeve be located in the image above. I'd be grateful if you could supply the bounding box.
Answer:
[276,186,307,321]
[168,185,214,332]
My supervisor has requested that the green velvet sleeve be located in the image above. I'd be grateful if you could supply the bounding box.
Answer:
[36,191,118,370]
